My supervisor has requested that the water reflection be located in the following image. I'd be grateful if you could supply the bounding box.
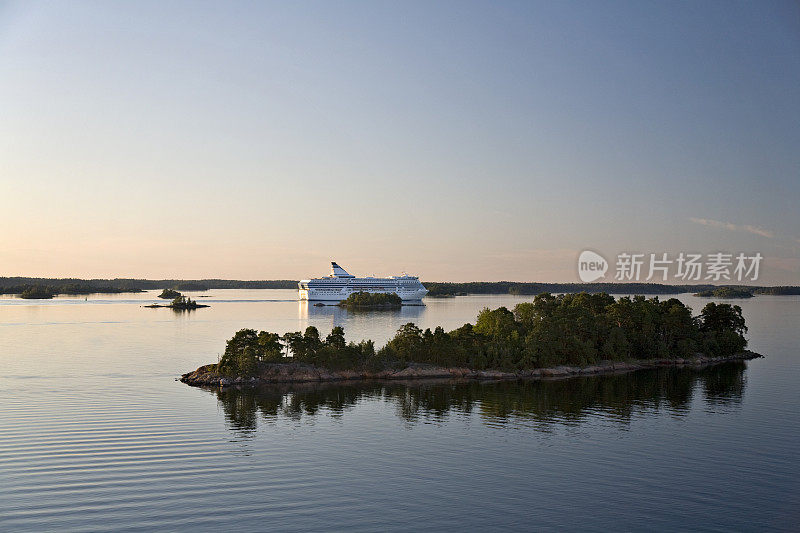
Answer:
[211,363,746,433]
[298,300,426,330]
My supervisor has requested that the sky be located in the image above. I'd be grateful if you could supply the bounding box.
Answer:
[1,0,798,283]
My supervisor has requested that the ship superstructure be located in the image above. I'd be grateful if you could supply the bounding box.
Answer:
[298,262,427,302]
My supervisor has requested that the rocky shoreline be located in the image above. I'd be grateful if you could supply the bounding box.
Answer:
[180,350,763,388]
[144,303,209,309]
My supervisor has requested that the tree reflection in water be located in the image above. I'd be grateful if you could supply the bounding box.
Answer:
[210,363,746,433]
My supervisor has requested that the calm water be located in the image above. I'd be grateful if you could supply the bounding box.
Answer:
[1,290,798,531]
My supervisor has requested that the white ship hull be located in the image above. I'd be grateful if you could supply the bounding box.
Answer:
[299,287,428,302]
[298,262,428,302]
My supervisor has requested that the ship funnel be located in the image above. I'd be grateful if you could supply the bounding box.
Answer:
[330,262,353,278]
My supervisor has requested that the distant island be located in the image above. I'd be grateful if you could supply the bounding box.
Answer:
[158,288,182,299]
[1,277,297,298]
[695,287,754,299]
[182,292,761,386]
[16,283,144,299]
[145,295,209,310]
[424,281,800,297]
[749,286,800,295]
[337,291,402,309]
[19,286,56,299]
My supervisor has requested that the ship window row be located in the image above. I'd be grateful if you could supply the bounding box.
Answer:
[302,280,419,287]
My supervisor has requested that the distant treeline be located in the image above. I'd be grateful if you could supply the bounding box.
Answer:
[13,284,144,299]
[423,281,800,297]
[2,277,798,298]
[751,286,800,295]
[0,277,298,296]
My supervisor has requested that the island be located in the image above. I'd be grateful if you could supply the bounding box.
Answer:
[19,285,55,299]
[158,288,182,299]
[13,283,144,299]
[337,291,402,309]
[182,292,761,387]
[424,281,800,297]
[145,295,209,310]
[695,287,754,299]
[753,286,800,295]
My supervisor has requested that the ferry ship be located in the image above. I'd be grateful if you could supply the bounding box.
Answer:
[298,262,428,302]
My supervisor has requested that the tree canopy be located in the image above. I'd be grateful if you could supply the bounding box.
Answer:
[695,287,753,298]
[338,291,402,308]
[214,293,749,377]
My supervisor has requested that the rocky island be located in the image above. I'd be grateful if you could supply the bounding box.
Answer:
[158,288,182,299]
[146,295,209,310]
[182,293,761,387]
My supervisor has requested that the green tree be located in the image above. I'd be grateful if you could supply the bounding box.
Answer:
[257,331,283,362]
[213,293,752,375]
[325,326,346,350]
[218,329,260,376]
[698,303,747,356]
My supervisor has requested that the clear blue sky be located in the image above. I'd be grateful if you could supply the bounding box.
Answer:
[1,1,798,282]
